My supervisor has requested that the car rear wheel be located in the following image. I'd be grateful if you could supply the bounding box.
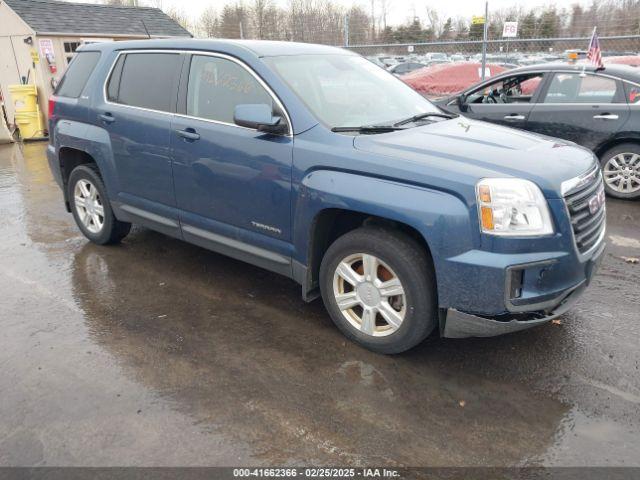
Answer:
[600,143,640,199]
[319,226,437,354]
[68,165,131,244]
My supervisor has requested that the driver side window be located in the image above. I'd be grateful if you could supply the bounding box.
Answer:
[187,55,276,125]
[467,73,545,104]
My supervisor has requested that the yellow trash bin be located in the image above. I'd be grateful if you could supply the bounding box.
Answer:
[8,84,39,113]
[15,110,45,140]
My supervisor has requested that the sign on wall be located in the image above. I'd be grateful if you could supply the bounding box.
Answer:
[502,22,518,38]
[38,38,55,62]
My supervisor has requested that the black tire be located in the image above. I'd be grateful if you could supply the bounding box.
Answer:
[68,164,131,245]
[599,143,640,200]
[319,226,437,354]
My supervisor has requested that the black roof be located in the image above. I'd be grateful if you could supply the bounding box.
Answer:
[5,0,191,37]
[508,62,640,82]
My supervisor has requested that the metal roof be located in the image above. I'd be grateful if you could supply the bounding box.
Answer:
[4,0,191,37]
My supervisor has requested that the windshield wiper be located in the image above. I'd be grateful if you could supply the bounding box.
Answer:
[393,112,456,127]
[331,125,405,133]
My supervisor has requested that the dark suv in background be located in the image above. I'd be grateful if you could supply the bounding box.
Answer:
[436,63,640,200]
[47,40,605,353]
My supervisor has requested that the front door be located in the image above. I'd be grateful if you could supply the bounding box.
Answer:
[454,72,547,130]
[527,72,631,150]
[171,54,294,268]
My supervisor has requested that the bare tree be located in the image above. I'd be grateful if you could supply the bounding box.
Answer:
[377,0,392,31]
[425,6,442,40]
[251,0,270,39]
[199,5,218,38]
[165,6,191,31]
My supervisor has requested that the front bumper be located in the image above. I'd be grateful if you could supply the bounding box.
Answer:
[441,240,605,338]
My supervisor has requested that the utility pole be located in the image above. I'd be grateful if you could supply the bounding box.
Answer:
[344,13,350,47]
[370,0,375,40]
[481,1,488,80]
[239,20,244,39]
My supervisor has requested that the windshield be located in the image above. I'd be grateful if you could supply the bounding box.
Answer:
[264,54,440,129]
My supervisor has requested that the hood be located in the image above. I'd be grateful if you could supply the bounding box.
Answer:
[353,117,596,199]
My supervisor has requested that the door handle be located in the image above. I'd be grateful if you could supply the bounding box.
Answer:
[504,114,526,120]
[176,128,200,141]
[593,114,619,120]
[99,113,115,124]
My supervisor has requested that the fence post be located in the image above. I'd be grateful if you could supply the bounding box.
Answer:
[344,13,350,47]
[481,1,488,80]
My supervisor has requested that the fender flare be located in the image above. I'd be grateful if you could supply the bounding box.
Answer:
[292,169,475,302]
[55,120,119,200]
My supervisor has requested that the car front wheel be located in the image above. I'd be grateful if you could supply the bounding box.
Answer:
[600,143,640,199]
[319,227,437,354]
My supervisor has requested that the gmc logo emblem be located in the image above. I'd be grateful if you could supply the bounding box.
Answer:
[588,190,606,214]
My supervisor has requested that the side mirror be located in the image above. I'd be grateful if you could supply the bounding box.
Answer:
[234,104,287,135]
[457,94,468,112]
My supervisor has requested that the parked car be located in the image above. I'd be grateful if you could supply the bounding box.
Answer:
[401,62,508,97]
[449,54,467,62]
[436,62,640,199]
[605,55,640,68]
[365,56,386,68]
[422,52,449,62]
[48,40,605,353]
[377,56,399,67]
[387,61,428,76]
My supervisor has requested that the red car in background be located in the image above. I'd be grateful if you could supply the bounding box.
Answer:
[400,62,508,98]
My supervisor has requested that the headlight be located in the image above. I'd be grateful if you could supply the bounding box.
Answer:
[476,178,554,236]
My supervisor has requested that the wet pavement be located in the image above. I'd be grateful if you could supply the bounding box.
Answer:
[0,142,639,467]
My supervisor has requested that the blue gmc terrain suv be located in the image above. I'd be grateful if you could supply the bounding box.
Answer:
[47,39,606,353]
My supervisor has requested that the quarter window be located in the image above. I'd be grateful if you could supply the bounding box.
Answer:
[186,55,274,125]
[55,51,100,98]
[112,53,181,112]
[623,82,640,104]
[543,73,622,104]
[106,55,125,102]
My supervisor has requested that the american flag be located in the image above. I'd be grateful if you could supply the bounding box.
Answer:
[587,27,604,69]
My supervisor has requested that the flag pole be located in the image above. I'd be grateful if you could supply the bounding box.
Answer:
[581,26,597,77]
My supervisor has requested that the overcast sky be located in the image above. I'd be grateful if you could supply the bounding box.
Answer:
[149,0,589,26]
[67,0,593,27]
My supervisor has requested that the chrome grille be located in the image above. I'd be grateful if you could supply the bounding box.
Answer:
[564,168,606,255]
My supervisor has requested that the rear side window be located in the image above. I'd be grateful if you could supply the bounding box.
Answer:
[55,51,101,98]
[543,73,623,104]
[110,53,181,112]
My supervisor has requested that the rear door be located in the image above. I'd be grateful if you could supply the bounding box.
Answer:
[97,51,183,233]
[527,72,631,150]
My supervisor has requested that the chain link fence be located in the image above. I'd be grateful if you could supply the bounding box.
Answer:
[184,0,640,67]
[344,35,640,65]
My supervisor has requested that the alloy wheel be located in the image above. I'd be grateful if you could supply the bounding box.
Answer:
[603,153,640,194]
[332,253,406,337]
[74,179,105,234]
